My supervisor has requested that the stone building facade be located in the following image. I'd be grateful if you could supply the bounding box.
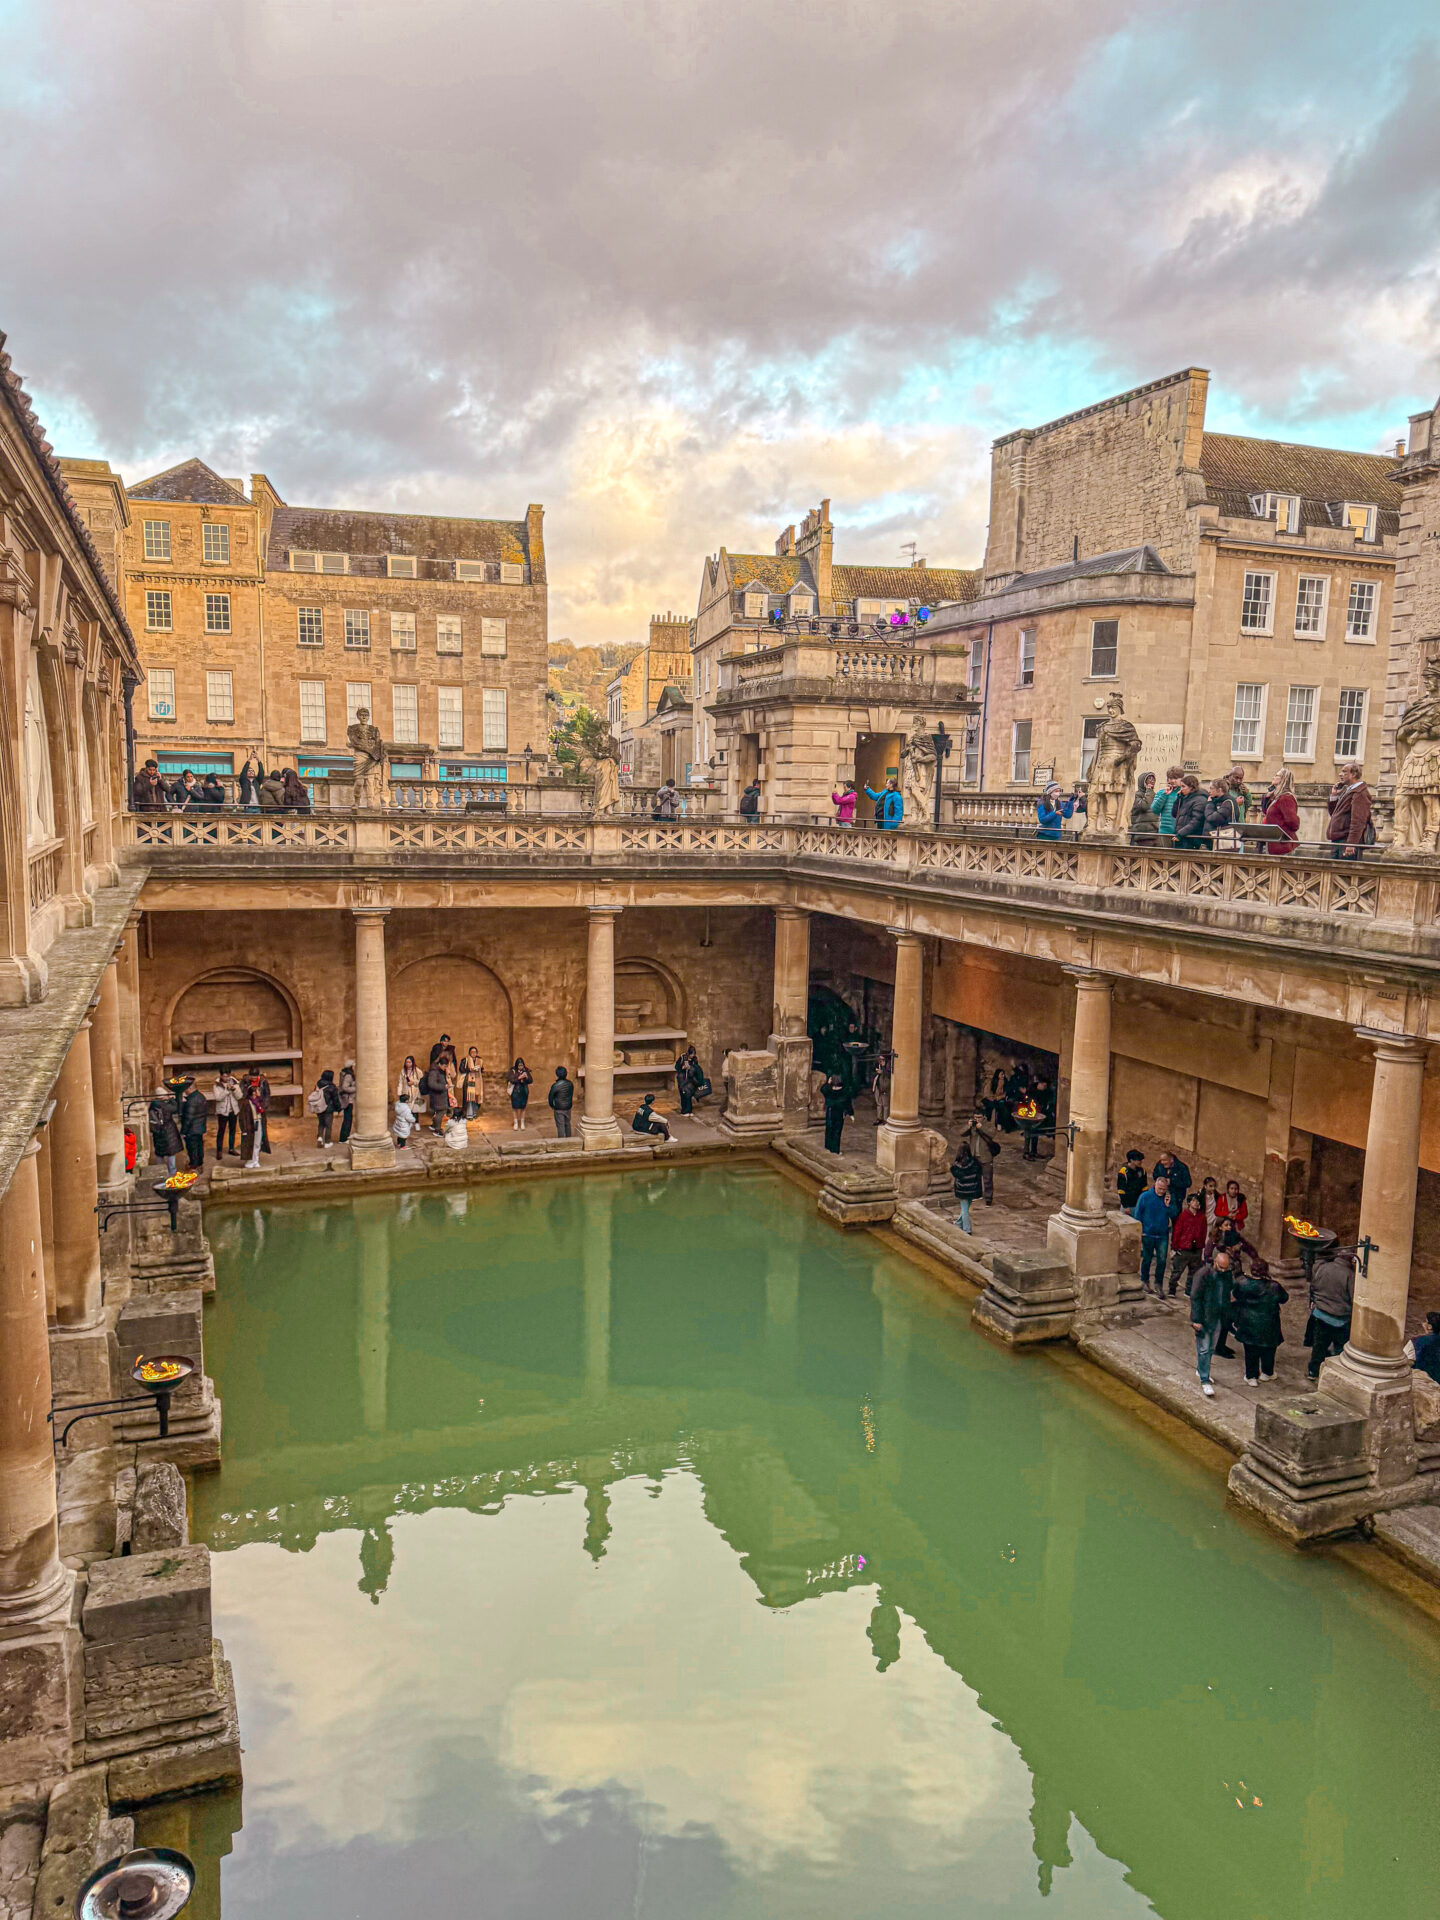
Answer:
[60,456,548,792]
[692,500,980,811]
[1381,390,1440,779]
[608,612,694,783]
[934,369,1403,804]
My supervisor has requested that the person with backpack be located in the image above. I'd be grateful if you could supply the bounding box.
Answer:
[309,1068,342,1146]
[950,1141,984,1233]
[652,778,680,822]
[864,777,903,829]
[738,779,762,819]
[547,1066,575,1136]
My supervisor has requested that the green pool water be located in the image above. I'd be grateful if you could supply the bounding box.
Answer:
[174,1166,1438,1918]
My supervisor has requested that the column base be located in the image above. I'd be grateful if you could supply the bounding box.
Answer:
[1317,1347,1418,1488]
[348,1133,396,1172]
[768,1034,814,1135]
[581,1116,626,1153]
[973,1249,1077,1346]
[1046,1207,1143,1317]
[875,1122,940,1198]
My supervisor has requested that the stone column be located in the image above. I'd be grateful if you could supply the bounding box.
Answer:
[581,908,625,1152]
[769,906,813,1133]
[91,960,126,1192]
[1322,1032,1428,1484]
[350,907,395,1171]
[118,911,144,1095]
[0,1141,69,1626]
[35,1126,56,1324]
[51,1021,102,1331]
[1047,969,1122,1282]
[1259,1041,1298,1267]
[876,929,930,1196]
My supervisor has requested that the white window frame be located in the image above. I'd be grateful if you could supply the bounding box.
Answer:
[296,607,324,648]
[147,668,175,721]
[1018,628,1035,687]
[1010,719,1031,784]
[344,609,371,650]
[1334,688,1367,762]
[481,687,508,752]
[967,637,984,695]
[391,683,419,744]
[790,594,814,618]
[390,611,417,651]
[205,669,234,722]
[1345,579,1377,642]
[1343,502,1378,543]
[1231,682,1268,760]
[436,615,462,655]
[1283,684,1318,761]
[204,592,231,635]
[480,617,507,657]
[290,551,348,574]
[499,561,524,585]
[344,683,372,726]
[142,520,171,561]
[1089,619,1119,678]
[437,685,464,749]
[1250,492,1302,533]
[1080,716,1105,777]
[386,555,418,578]
[1240,571,1276,635]
[455,559,489,582]
[743,591,766,619]
[298,680,327,742]
[145,589,172,632]
[202,522,230,565]
[962,721,980,783]
[1293,574,1329,639]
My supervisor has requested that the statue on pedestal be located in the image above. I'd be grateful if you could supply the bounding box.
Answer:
[900,714,938,824]
[347,708,387,807]
[1081,691,1141,839]
[1392,653,1440,854]
[589,729,623,817]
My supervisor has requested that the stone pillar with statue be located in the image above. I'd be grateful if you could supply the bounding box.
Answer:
[899,716,937,826]
[348,709,389,808]
[1389,652,1440,854]
[1080,692,1141,841]
[350,905,396,1170]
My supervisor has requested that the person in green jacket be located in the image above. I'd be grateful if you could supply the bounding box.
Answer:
[1230,1261,1289,1384]
[1150,766,1185,844]
[1190,1249,1234,1397]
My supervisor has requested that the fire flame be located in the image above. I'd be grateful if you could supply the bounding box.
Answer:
[1015,1101,1041,1121]
[161,1169,199,1191]
[1284,1213,1321,1240]
[135,1355,185,1384]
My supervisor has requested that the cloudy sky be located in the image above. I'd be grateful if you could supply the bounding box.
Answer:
[6,0,1440,640]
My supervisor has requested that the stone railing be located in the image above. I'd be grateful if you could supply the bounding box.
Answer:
[945,791,1037,829]
[145,779,724,819]
[28,839,62,910]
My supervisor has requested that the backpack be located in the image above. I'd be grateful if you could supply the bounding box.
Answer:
[306,1088,326,1115]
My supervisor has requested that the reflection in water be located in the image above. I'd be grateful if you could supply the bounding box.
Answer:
[187,1168,1440,1919]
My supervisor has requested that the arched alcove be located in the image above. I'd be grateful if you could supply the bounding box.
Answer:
[579,957,685,1039]
[168,968,300,1057]
[391,954,513,1079]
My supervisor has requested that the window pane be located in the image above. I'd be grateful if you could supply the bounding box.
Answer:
[967,638,984,694]
[387,556,417,578]
[345,683,372,725]
[480,618,507,657]
[436,616,462,654]
[455,560,488,582]
[1019,629,1034,685]
[145,590,172,631]
[202,523,230,564]
[499,561,524,584]
[297,607,324,647]
[390,612,417,650]
[344,610,370,649]
[319,552,347,574]
[482,687,507,750]
[1080,716,1104,777]
[1231,683,1265,758]
[1335,688,1367,760]
[1284,685,1317,758]
[437,686,463,748]
[204,593,231,634]
[298,681,326,741]
[147,669,175,719]
[143,520,171,560]
[1294,576,1327,637]
[205,670,234,722]
[1241,573,1273,632]
[392,684,419,743]
[1090,620,1118,676]
[1011,719,1031,782]
[743,593,765,618]
[1345,580,1376,640]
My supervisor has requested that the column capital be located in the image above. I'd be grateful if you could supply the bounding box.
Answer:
[1062,965,1110,987]
[1355,1026,1426,1059]
[22,1136,41,1160]
[773,905,809,922]
[887,925,921,945]
[587,904,622,920]
[350,904,390,921]
[124,909,143,932]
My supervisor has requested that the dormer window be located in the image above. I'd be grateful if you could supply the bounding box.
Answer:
[291,550,348,574]
[387,555,418,578]
[1249,492,1302,533]
[790,593,814,618]
[743,590,767,618]
[1342,502,1378,543]
[455,560,489,582]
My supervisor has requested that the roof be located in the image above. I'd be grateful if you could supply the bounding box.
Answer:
[1199,432,1403,534]
[726,553,808,594]
[268,504,531,569]
[722,552,980,605]
[0,331,137,656]
[128,458,250,506]
[1005,546,1172,593]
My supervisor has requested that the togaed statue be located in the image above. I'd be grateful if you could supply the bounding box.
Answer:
[589,730,623,817]
[1392,652,1440,854]
[348,708,387,807]
[1081,690,1142,839]
[900,714,938,824]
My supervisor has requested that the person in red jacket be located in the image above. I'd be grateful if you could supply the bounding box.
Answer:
[1166,1191,1209,1298]
[1215,1180,1248,1230]
[1261,767,1299,855]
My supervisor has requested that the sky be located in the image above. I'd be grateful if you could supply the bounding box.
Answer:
[5,0,1440,642]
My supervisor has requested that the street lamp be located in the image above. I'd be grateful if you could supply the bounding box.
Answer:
[929,721,952,828]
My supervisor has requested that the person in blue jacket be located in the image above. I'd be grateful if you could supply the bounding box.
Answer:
[865,777,904,829]
[1035,782,1085,840]
[1131,1173,1177,1296]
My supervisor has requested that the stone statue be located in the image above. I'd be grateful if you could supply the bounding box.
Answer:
[900,714,937,823]
[1392,653,1440,854]
[347,708,387,807]
[589,730,623,817]
[1081,690,1142,839]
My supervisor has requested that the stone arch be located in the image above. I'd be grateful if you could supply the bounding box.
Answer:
[390,953,513,1085]
[165,967,302,1077]
[579,955,686,1040]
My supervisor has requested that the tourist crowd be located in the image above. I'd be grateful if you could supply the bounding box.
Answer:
[1042,763,1375,857]
[132,756,311,813]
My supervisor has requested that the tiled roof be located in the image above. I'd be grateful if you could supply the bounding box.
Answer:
[129,458,250,506]
[269,504,530,568]
[723,553,809,593]
[833,563,980,604]
[1200,433,1403,534]
[1006,546,1171,593]
[0,331,137,655]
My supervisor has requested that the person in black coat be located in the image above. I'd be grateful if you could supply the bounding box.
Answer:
[1190,1249,1234,1397]
[547,1066,575,1137]
[177,1077,209,1169]
[313,1068,342,1146]
[821,1072,849,1153]
[1230,1262,1289,1384]
[950,1143,984,1232]
[1172,778,1209,850]
[148,1089,183,1175]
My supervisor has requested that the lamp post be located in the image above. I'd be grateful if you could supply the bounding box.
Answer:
[929,721,952,829]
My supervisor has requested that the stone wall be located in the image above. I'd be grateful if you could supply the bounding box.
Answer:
[1381,395,1440,779]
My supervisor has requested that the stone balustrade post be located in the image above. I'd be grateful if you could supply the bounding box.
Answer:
[350,907,396,1170]
[581,908,625,1151]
